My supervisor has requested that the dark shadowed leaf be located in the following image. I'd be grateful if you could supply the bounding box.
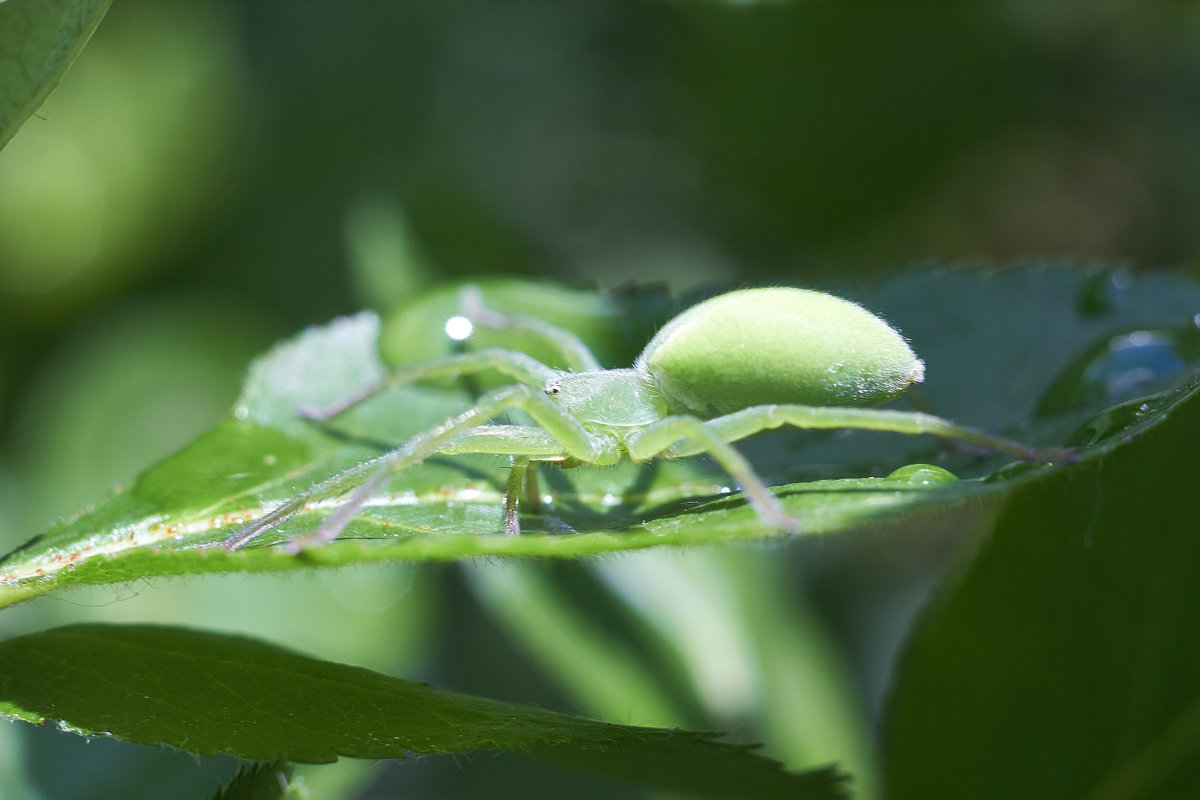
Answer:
[0,624,847,800]
[884,379,1200,798]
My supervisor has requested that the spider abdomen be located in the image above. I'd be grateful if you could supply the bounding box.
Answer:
[635,287,924,417]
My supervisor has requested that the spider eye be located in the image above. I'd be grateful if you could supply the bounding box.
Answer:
[544,381,560,395]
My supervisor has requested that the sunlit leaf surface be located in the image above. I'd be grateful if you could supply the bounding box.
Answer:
[1,268,1198,608]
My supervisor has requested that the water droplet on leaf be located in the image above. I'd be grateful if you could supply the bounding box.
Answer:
[1036,325,1200,417]
[886,463,958,485]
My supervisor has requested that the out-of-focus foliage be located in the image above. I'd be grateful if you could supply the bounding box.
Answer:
[0,1,244,321]
[0,0,110,150]
[3,2,1200,798]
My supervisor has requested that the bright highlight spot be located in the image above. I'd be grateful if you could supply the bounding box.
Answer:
[445,316,473,340]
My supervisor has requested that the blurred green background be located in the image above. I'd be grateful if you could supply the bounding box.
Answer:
[2,2,1200,798]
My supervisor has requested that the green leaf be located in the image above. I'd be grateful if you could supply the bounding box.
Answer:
[0,0,111,149]
[2,268,1199,608]
[0,624,847,800]
[882,379,1200,798]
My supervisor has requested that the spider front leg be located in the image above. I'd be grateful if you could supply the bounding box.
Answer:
[225,386,617,550]
[457,286,603,372]
[302,348,558,420]
[305,290,608,420]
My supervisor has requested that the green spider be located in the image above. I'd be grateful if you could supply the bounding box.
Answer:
[225,286,1070,549]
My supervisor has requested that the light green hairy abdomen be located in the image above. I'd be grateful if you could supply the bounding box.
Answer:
[637,287,924,417]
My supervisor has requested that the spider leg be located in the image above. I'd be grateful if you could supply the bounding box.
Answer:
[623,404,1073,532]
[661,405,1075,463]
[302,348,558,421]
[222,455,387,550]
[625,415,799,533]
[503,456,532,537]
[306,286,614,421]
[226,387,617,550]
[445,426,580,535]
[458,286,603,372]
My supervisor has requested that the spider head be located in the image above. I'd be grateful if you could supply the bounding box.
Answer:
[542,370,667,430]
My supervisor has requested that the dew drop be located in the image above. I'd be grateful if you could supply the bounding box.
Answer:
[1036,325,1200,417]
[886,463,958,486]
[1062,395,1164,449]
[444,316,473,341]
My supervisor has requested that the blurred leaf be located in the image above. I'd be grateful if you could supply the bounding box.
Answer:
[377,278,671,371]
[0,1,245,317]
[6,297,271,538]
[671,8,1032,245]
[212,762,298,800]
[344,197,433,312]
[1,269,1198,609]
[465,561,692,729]
[0,0,110,149]
[0,624,846,800]
[883,379,1200,799]
[557,548,879,793]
